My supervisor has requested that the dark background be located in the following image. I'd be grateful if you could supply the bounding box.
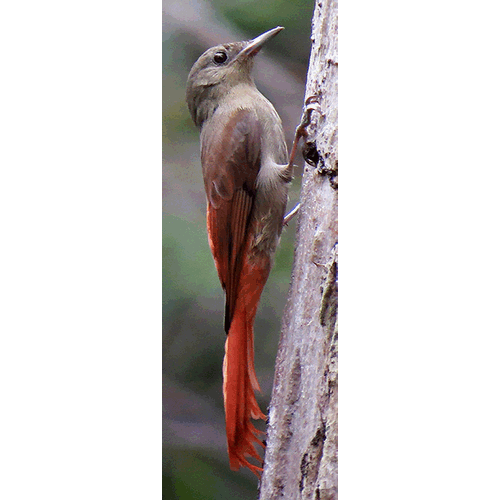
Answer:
[162,0,314,497]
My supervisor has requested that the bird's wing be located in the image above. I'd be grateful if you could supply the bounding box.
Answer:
[201,108,262,332]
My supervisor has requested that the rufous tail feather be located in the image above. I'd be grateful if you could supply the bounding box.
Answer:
[223,262,269,477]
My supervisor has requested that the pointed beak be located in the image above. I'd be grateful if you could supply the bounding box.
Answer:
[237,26,284,59]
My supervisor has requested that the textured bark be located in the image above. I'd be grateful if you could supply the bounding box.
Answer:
[259,1,338,499]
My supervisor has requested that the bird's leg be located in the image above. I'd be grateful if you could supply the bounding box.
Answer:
[283,96,321,225]
[283,203,300,225]
[288,95,320,169]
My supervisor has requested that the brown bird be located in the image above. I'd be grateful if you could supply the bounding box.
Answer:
[186,26,292,476]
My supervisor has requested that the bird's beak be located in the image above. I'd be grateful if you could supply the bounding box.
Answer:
[237,26,284,59]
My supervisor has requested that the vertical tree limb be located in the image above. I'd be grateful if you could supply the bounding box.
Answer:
[259,1,338,498]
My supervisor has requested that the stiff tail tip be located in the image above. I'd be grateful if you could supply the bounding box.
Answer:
[223,314,267,477]
[227,413,266,477]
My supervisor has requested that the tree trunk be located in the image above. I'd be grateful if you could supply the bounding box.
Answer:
[259,1,338,499]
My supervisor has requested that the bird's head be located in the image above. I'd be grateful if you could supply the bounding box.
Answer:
[186,26,284,128]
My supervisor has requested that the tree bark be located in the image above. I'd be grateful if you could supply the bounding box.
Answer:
[259,1,338,499]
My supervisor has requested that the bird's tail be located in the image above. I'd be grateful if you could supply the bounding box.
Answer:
[223,261,269,476]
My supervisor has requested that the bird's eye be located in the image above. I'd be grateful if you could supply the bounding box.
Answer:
[213,51,228,64]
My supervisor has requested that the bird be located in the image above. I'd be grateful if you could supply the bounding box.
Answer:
[186,26,293,476]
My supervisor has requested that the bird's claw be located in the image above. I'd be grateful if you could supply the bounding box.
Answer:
[296,95,320,138]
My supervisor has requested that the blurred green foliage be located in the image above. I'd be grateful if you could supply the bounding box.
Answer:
[213,0,314,63]
[163,215,216,304]
[164,448,257,499]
